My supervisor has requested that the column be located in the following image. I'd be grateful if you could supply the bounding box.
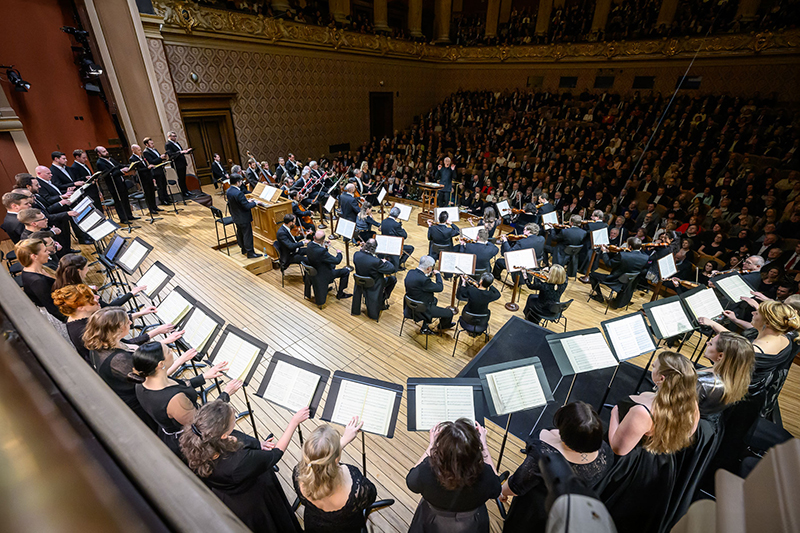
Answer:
[591,0,612,33]
[535,0,553,35]
[271,0,291,14]
[736,0,762,21]
[331,0,351,23]
[408,0,423,37]
[656,0,679,27]
[374,0,389,31]
[485,0,502,38]
[434,0,453,43]
[499,0,513,23]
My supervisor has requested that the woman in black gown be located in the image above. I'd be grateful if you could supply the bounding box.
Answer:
[131,341,240,456]
[16,238,66,324]
[293,419,377,533]
[595,351,699,533]
[522,264,567,325]
[52,253,148,308]
[500,402,612,532]
[181,400,308,533]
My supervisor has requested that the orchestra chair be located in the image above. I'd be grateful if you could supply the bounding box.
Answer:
[291,497,395,533]
[588,272,639,314]
[400,295,431,350]
[352,274,382,323]
[272,239,302,288]
[529,299,573,332]
[429,242,451,261]
[299,262,322,308]
[209,206,235,256]
[561,245,584,279]
[451,311,490,357]
[2,251,23,287]
[164,167,186,205]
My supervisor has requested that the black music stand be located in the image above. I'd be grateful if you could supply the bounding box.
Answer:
[406,377,484,431]
[135,261,175,302]
[641,295,697,390]
[599,312,658,410]
[545,328,619,406]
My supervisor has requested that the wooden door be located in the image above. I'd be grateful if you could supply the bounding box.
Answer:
[178,94,238,185]
[369,92,394,141]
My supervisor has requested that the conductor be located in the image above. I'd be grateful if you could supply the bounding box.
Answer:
[226,173,264,258]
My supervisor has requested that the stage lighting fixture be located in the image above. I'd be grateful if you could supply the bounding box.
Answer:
[5,67,30,92]
[80,57,103,77]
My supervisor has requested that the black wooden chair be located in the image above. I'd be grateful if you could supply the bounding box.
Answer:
[400,295,431,350]
[451,311,490,357]
[210,206,235,255]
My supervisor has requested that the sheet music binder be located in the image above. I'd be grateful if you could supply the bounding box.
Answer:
[115,237,154,275]
[321,371,403,438]
[136,261,175,300]
[157,286,196,328]
[545,328,618,376]
[600,312,657,362]
[679,285,724,323]
[178,299,225,357]
[406,377,484,431]
[477,357,553,418]
[712,271,756,303]
[256,352,330,418]
[642,294,696,340]
[208,325,268,387]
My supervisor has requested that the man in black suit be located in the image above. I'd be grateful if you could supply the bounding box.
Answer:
[459,228,498,273]
[274,157,288,182]
[352,238,397,319]
[211,153,228,189]
[1,191,32,242]
[34,165,69,206]
[455,272,501,329]
[70,149,102,207]
[130,144,160,215]
[95,146,137,224]
[536,193,555,225]
[426,210,459,257]
[647,186,671,207]
[553,215,587,265]
[579,210,609,278]
[589,237,649,306]
[492,222,545,279]
[404,255,454,334]
[276,213,309,268]
[305,229,352,304]
[143,137,171,205]
[435,156,455,206]
[165,131,194,198]
[14,183,76,253]
[339,183,361,223]
[286,153,298,178]
[50,151,82,191]
[245,160,261,192]
[380,206,414,269]
[225,174,264,258]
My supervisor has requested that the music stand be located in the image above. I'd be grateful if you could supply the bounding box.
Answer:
[679,285,725,363]
[175,299,225,379]
[712,271,757,307]
[545,328,619,406]
[406,377,484,431]
[600,312,658,409]
[335,217,356,267]
[438,251,476,313]
[652,253,678,301]
[115,237,153,276]
[321,371,403,476]
[641,295,696,390]
[135,261,175,302]
[155,286,195,327]
[256,352,330,445]
[504,248,538,311]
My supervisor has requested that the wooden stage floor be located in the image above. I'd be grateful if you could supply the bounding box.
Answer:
[75,186,800,532]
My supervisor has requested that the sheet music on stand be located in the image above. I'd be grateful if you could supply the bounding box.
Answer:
[546,328,619,376]
[713,272,755,303]
[155,286,194,326]
[257,352,329,417]
[77,209,103,232]
[335,217,356,240]
[209,325,267,385]
[461,225,485,241]
[438,251,476,275]
[478,358,553,417]
[591,227,610,247]
[601,312,657,362]
[74,202,94,224]
[393,203,412,221]
[87,219,119,241]
[434,206,460,223]
[541,211,558,227]
[259,184,281,203]
[72,196,93,213]
[377,188,387,204]
[658,254,678,279]
[505,248,538,273]
[642,295,695,340]
[682,286,724,322]
[321,371,403,437]
[324,195,336,213]
[496,200,511,217]
[180,301,225,355]
[407,378,484,431]
[375,235,403,256]
[115,237,153,275]
[135,261,175,300]
[66,187,84,205]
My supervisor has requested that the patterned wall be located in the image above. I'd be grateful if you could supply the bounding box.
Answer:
[160,42,440,163]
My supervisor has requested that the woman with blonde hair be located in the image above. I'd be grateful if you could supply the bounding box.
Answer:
[16,238,65,324]
[697,331,755,416]
[293,418,374,533]
[521,264,568,325]
[596,351,700,533]
[180,400,307,532]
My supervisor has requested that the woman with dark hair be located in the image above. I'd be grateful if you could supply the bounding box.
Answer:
[500,402,612,532]
[53,253,147,308]
[130,341,239,456]
[181,400,308,532]
[406,419,501,532]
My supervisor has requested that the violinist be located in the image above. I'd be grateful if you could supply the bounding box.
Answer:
[552,215,587,265]
[381,207,414,270]
[514,202,538,229]
[579,210,609,274]
[427,210,460,258]
[355,203,380,243]
[456,272,501,330]
[535,193,555,225]
[245,160,261,192]
[588,237,649,306]
[276,214,308,270]
[339,183,360,224]
[290,191,315,232]
[493,223,545,280]
[521,265,567,325]
[458,228,498,274]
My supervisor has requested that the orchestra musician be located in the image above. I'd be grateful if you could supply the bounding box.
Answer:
[211,153,228,189]
[536,193,555,224]
[143,137,172,206]
[355,204,380,243]
[589,237,649,306]
[259,160,274,183]
[455,272,501,331]
[521,265,568,325]
[552,215,587,265]
[245,160,261,192]
[275,157,289,182]
[339,183,361,223]
[380,206,414,270]
[426,210,459,258]
[129,144,160,216]
[458,228,498,274]
[403,255,454,335]
[276,214,309,269]
[290,191,315,232]
[286,153,298,178]
[352,238,397,318]
[165,131,194,198]
[513,202,538,229]
[94,146,137,224]
[225,174,265,259]
[492,223,545,280]
[305,230,352,304]
[280,176,295,195]
[579,210,609,276]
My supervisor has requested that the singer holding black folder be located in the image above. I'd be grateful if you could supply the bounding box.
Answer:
[181,400,309,533]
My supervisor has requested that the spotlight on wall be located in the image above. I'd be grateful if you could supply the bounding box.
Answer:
[1,66,31,92]
[80,57,103,77]
[190,72,199,83]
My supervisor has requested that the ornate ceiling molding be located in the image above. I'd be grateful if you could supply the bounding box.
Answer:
[150,0,800,64]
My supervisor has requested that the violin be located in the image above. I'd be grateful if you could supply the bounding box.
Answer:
[641,242,670,249]
[460,235,476,244]
[545,223,570,229]
[515,266,549,281]
[460,274,481,288]
[506,233,526,241]
[607,245,630,253]
[671,278,700,289]
[511,208,526,215]
[711,268,757,277]
[295,197,314,227]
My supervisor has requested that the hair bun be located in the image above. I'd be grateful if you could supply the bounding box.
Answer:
[127,371,145,384]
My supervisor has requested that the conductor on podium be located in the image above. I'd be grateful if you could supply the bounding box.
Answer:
[226,174,263,258]
[435,156,455,207]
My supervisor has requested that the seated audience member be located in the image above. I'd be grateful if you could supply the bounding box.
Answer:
[182,400,308,532]
[16,238,65,324]
[521,264,568,325]
[500,402,612,532]
[406,419,501,532]
[293,419,375,533]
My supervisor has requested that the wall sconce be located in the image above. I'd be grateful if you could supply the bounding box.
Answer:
[190,72,199,83]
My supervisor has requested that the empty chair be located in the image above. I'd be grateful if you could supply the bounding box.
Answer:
[588,272,639,314]
[210,206,235,256]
